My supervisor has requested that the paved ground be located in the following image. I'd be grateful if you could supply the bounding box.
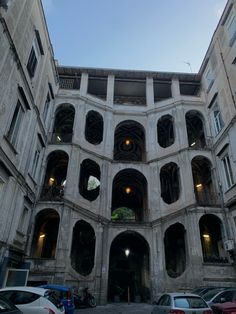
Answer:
[74,303,154,313]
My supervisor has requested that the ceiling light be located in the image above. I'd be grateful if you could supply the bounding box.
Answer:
[125,187,131,194]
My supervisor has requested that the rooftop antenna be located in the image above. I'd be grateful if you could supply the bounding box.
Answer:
[183,61,193,73]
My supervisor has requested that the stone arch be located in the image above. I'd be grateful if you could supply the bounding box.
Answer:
[111,168,148,222]
[157,114,175,148]
[79,159,101,201]
[108,231,150,302]
[40,150,69,201]
[85,110,104,145]
[114,120,146,161]
[199,214,228,263]
[164,223,186,278]
[52,103,75,143]
[70,220,96,276]
[31,209,60,258]
[185,110,206,149]
[160,162,180,204]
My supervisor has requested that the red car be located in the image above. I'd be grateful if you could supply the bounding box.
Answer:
[211,301,236,314]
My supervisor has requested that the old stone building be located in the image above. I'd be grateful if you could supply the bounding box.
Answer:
[1,0,236,305]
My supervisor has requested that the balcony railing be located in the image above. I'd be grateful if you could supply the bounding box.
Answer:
[50,132,73,144]
[195,191,220,206]
[40,185,64,201]
[59,77,80,90]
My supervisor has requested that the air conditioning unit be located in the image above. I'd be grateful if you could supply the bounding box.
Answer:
[224,239,234,251]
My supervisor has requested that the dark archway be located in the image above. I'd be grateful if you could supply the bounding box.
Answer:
[191,156,218,206]
[52,104,75,143]
[79,159,100,201]
[31,209,60,258]
[40,150,69,201]
[85,110,104,145]
[157,115,175,148]
[199,214,228,263]
[164,223,186,278]
[160,162,180,204]
[108,231,150,302]
[112,169,148,222]
[70,220,96,276]
[114,120,146,161]
[186,111,206,149]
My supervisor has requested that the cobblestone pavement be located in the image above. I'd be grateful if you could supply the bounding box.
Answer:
[74,303,154,313]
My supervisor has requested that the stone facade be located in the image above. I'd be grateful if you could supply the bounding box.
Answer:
[1,0,236,305]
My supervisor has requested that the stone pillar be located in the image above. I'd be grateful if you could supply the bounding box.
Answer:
[171,78,180,98]
[80,72,88,96]
[106,75,114,108]
[146,77,154,108]
[94,223,109,305]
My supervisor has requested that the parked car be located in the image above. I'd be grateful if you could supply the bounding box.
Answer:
[39,285,75,314]
[192,287,223,297]
[0,295,23,314]
[202,288,236,306]
[211,301,236,314]
[0,286,65,314]
[151,292,212,314]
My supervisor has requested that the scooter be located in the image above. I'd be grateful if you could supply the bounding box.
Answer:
[74,287,96,308]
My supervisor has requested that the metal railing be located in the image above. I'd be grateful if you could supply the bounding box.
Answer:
[40,185,64,201]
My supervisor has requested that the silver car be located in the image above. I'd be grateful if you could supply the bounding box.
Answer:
[202,288,236,306]
[151,292,212,314]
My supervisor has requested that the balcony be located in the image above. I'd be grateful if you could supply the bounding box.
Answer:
[40,185,64,202]
[195,191,220,206]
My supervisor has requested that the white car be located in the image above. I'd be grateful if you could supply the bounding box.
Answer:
[0,286,65,314]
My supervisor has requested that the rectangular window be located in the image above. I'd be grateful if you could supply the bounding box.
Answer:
[222,154,234,189]
[18,207,29,234]
[7,100,24,146]
[43,93,50,122]
[205,68,214,90]
[30,136,43,180]
[214,109,224,134]
[227,11,236,46]
[27,46,38,78]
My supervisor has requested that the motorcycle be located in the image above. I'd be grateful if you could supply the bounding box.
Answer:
[74,287,96,308]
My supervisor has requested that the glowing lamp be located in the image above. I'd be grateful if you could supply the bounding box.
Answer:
[125,249,130,257]
[125,187,131,194]
[39,234,45,238]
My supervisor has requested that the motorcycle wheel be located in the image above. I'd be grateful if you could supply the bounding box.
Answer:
[88,296,96,308]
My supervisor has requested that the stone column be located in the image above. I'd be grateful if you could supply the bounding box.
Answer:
[146,77,154,109]
[171,78,180,98]
[80,73,88,96]
[106,75,114,108]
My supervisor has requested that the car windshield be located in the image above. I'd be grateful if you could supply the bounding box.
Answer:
[174,296,208,308]
[45,291,64,309]
[203,289,225,301]
[0,296,16,311]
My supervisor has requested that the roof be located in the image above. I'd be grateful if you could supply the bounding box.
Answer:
[0,286,48,296]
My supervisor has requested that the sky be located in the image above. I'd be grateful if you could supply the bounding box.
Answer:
[42,0,228,73]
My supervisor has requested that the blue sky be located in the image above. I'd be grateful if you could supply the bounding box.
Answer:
[42,0,227,73]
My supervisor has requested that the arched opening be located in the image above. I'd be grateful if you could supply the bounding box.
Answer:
[112,169,148,222]
[114,120,146,161]
[157,115,175,148]
[186,111,206,149]
[108,231,150,302]
[31,209,60,258]
[191,156,218,206]
[70,220,96,275]
[164,223,186,278]
[160,162,180,204]
[85,110,104,145]
[79,159,100,201]
[40,151,69,201]
[199,214,228,263]
[52,104,75,143]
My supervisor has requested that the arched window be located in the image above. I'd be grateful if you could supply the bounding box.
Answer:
[186,111,206,149]
[160,162,180,204]
[52,104,75,143]
[157,115,175,148]
[114,120,146,161]
[85,110,103,144]
[71,220,96,275]
[164,223,186,278]
[79,159,100,201]
[31,209,60,258]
